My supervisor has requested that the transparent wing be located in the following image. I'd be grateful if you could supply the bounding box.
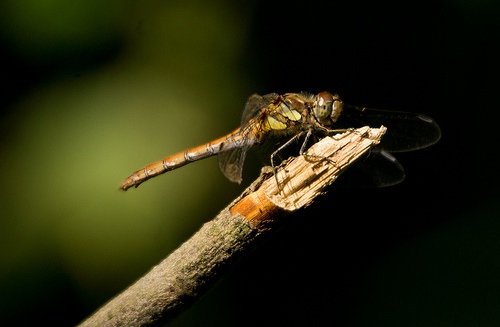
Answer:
[335,150,405,188]
[218,147,248,184]
[218,93,280,184]
[339,105,441,152]
[333,104,440,187]
[218,108,267,184]
[240,93,279,127]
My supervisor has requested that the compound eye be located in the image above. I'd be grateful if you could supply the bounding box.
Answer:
[314,92,334,120]
[330,95,343,123]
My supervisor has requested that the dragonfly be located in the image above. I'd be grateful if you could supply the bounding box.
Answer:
[119,92,441,191]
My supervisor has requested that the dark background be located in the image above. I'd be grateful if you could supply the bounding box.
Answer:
[1,0,499,326]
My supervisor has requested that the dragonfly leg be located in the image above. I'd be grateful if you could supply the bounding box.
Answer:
[299,129,313,155]
[270,130,307,193]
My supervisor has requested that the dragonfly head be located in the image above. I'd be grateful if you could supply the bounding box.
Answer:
[314,92,343,123]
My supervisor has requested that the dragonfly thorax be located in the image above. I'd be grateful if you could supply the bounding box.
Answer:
[314,92,343,125]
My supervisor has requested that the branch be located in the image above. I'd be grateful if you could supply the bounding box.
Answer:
[78,126,386,326]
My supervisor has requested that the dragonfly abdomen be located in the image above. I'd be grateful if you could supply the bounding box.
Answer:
[119,128,248,190]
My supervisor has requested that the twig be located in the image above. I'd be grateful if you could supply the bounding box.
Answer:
[78,126,386,326]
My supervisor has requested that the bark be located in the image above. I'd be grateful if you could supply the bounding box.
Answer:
[79,126,386,326]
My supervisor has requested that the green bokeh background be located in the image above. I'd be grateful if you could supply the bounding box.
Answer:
[1,0,499,326]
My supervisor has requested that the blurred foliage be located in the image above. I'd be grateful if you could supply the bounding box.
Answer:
[0,0,256,325]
